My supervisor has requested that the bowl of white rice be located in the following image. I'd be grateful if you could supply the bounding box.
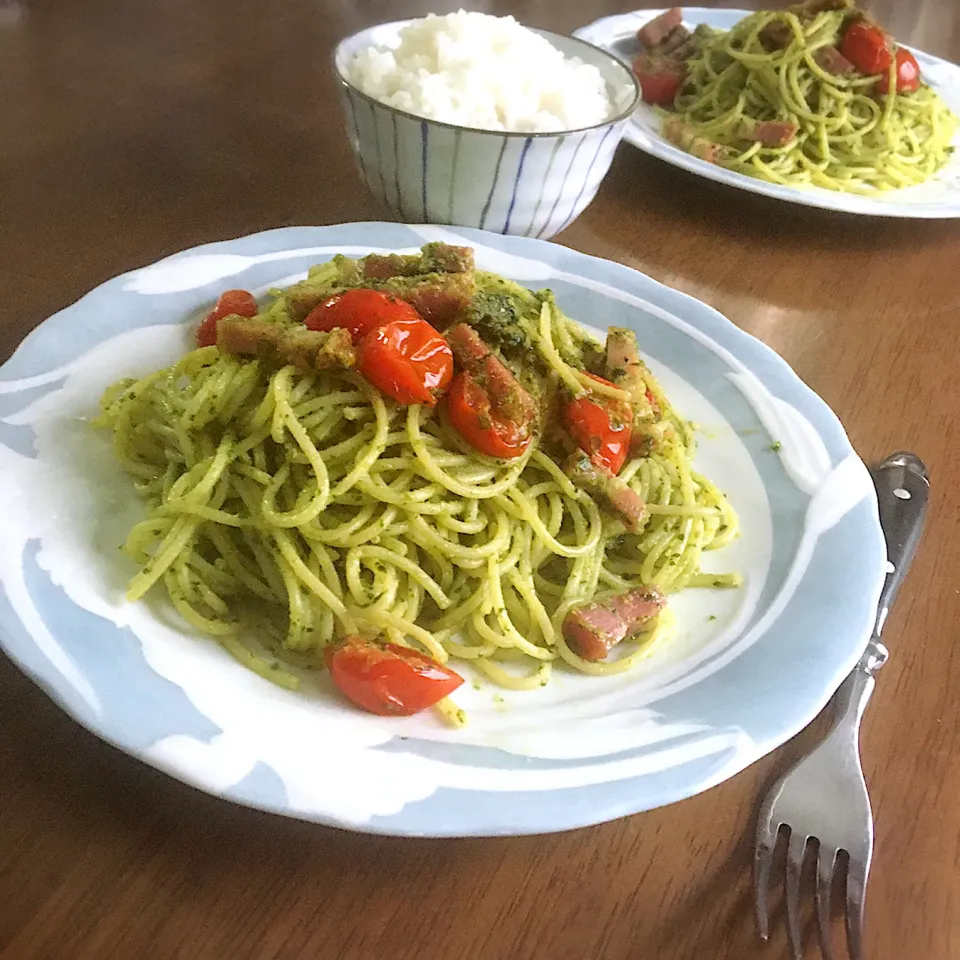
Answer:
[333,11,640,238]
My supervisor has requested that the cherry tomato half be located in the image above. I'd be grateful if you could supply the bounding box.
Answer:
[356,317,453,406]
[196,289,258,347]
[564,374,634,475]
[876,46,921,95]
[303,288,421,343]
[632,55,684,106]
[447,371,533,460]
[839,21,893,76]
[324,637,464,716]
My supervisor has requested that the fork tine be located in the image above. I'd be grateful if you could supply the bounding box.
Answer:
[785,830,808,960]
[754,802,780,940]
[845,855,868,960]
[815,845,837,960]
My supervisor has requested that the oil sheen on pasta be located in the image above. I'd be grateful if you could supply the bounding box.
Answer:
[95,263,740,696]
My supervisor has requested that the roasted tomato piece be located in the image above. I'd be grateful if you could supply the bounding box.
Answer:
[447,371,533,459]
[324,637,464,716]
[356,318,453,406]
[303,289,421,343]
[564,374,634,474]
[196,289,257,347]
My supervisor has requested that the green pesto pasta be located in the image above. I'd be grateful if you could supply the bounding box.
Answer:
[661,7,957,193]
[94,258,740,710]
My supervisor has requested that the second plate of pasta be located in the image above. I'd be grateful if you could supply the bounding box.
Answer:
[576,7,960,217]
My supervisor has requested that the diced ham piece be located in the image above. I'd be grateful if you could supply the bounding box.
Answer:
[662,116,691,147]
[604,328,646,402]
[447,323,538,424]
[662,117,728,164]
[362,254,411,280]
[690,140,724,163]
[658,24,695,58]
[448,321,494,369]
[741,120,799,147]
[759,20,793,50]
[401,274,475,328]
[565,451,647,532]
[361,243,475,280]
[637,7,684,49]
[422,243,474,274]
[604,326,662,452]
[217,317,355,373]
[813,45,853,75]
[562,587,666,661]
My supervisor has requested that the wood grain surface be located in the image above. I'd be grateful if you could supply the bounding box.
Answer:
[2,1,959,958]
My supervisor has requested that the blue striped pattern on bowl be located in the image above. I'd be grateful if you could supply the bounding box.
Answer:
[334,22,640,239]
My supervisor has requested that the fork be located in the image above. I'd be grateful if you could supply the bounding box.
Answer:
[754,451,930,960]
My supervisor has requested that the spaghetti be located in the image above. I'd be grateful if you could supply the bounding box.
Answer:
[96,256,740,710]
[645,6,957,193]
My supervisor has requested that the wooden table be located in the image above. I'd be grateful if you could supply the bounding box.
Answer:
[2,1,959,957]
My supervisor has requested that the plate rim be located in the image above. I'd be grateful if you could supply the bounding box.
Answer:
[0,223,887,836]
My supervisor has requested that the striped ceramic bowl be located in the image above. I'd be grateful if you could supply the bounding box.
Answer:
[333,21,640,239]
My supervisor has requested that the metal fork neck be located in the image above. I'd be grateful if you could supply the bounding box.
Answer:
[827,450,929,737]
[832,643,886,733]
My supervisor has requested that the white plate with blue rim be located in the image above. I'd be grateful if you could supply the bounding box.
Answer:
[0,222,885,836]
[575,8,960,218]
